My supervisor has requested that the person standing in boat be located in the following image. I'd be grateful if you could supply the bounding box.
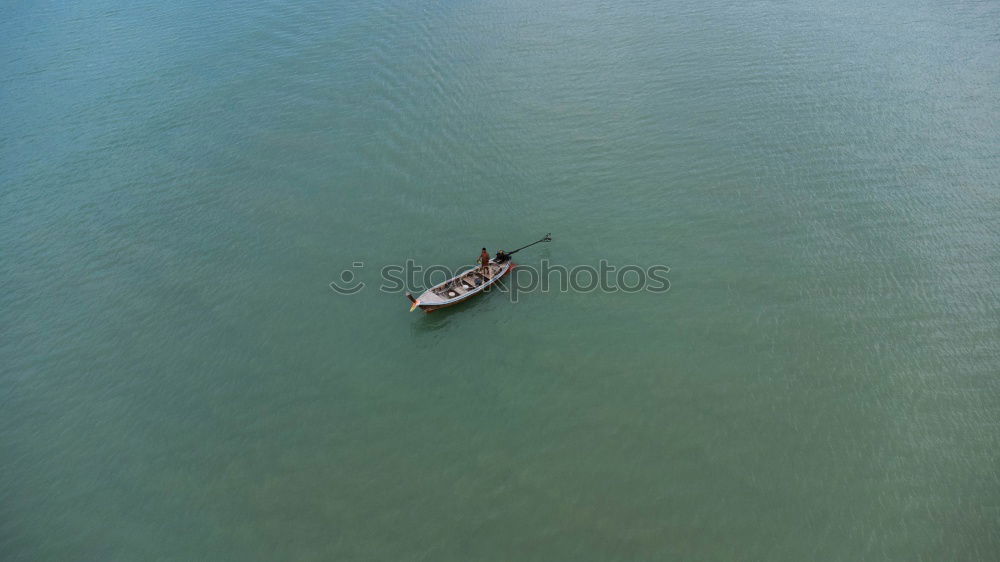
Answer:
[479,248,491,277]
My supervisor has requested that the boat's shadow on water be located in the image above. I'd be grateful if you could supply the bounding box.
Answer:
[408,285,509,333]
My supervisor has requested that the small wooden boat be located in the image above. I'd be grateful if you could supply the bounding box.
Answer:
[405,233,550,313]
[406,258,515,313]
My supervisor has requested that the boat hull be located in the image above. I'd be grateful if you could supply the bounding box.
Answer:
[407,261,516,313]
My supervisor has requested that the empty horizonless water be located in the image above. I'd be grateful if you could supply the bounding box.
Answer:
[2,0,998,560]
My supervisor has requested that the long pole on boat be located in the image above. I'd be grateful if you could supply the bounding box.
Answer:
[506,233,552,256]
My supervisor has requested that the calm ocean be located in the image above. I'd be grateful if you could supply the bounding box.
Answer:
[2,0,998,559]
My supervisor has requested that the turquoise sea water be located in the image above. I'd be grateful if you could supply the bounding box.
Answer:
[2,0,998,559]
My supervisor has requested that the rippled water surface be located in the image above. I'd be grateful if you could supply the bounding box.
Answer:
[2,0,998,559]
